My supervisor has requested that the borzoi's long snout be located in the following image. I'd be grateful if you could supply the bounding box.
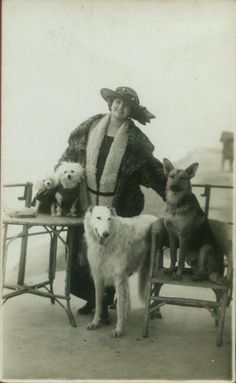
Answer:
[95,220,111,245]
[95,228,110,245]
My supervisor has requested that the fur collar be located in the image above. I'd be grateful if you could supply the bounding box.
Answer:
[67,114,154,173]
[86,113,129,206]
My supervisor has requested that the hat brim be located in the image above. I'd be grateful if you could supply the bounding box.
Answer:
[100,88,155,125]
[101,88,139,111]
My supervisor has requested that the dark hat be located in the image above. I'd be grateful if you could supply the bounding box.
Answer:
[100,86,155,125]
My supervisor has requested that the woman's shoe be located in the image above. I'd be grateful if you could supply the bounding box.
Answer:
[109,299,117,310]
[105,286,115,305]
[77,301,95,315]
[100,313,111,325]
[100,297,112,325]
[100,305,111,325]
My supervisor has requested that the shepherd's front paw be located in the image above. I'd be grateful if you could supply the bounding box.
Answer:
[164,266,176,275]
[68,211,77,217]
[192,272,204,281]
[111,329,123,338]
[87,321,100,330]
[175,269,183,280]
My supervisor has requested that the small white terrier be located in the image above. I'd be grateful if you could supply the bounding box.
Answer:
[54,161,85,217]
[32,175,58,215]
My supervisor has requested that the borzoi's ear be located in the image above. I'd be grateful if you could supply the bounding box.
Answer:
[163,158,174,175]
[87,205,94,214]
[109,207,117,216]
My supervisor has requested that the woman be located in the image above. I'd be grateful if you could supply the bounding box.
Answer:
[57,86,167,321]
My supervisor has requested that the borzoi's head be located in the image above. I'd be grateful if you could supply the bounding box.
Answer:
[87,206,116,245]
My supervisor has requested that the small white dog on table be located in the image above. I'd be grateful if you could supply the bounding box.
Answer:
[32,161,85,217]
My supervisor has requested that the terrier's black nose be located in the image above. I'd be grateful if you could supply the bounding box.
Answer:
[67,174,72,180]
[103,231,109,238]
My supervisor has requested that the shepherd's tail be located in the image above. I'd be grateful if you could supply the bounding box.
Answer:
[209,272,229,286]
[116,278,131,325]
[138,218,164,301]
[138,252,150,301]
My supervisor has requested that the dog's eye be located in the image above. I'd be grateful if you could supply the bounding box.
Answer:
[169,174,175,178]
[71,170,74,173]
[96,217,101,220]
[108,218,111,221]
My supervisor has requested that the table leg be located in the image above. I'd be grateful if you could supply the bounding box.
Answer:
[2,224,8,287]
[17,224,29,285]
[49,226,77,328]
[64,232,77,327]
[48,232,57,304]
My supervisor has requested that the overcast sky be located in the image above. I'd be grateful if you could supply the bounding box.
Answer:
[2,0,236,183]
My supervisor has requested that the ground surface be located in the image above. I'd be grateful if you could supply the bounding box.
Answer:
[1,147,234,381]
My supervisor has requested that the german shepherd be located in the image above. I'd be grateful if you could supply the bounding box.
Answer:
[163,158,225,284]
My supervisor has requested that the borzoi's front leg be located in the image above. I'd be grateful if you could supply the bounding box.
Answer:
[87,276,103,330]
[111,278,130,338]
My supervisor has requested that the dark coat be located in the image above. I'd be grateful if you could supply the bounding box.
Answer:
[58,114,166,217]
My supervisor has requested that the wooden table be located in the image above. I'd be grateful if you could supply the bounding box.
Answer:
[2,213,84,327]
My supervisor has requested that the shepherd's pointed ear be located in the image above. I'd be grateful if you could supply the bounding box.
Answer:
[163,158,174,175]
[185,163,199,179]
[109,207,117,216]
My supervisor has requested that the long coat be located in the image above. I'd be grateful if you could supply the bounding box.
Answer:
[58,114,166,217]
[58,114,166,300]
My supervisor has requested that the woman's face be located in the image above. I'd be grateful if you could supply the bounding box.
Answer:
[111,98,131,122]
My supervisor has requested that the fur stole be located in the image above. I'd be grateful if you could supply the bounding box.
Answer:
[86,113,129,206]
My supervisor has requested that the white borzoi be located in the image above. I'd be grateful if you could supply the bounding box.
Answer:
[84,205,157,338]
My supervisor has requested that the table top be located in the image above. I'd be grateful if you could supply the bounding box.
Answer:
[3,212,84,227]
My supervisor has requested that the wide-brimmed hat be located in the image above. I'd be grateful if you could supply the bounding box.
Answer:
[100,86,155,125]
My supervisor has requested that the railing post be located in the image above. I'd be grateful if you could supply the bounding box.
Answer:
[25,182,33,207]
[201,184,211,217]
[17,182,33,207]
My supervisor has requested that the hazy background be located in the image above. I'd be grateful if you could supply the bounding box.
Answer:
[2,0,236,184]
[1,3,235,380]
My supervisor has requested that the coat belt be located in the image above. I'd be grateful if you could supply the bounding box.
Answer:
[87,186,115,197]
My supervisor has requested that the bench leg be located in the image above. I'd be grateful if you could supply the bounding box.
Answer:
[150,284,163,319]
[212,289,223,327]
[143,281,152,338]
[216,290,229,346]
